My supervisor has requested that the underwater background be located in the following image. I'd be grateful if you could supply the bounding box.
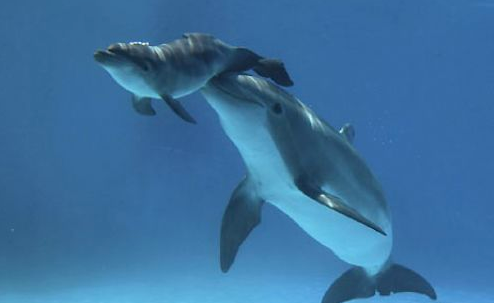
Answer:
[0,0,493,302]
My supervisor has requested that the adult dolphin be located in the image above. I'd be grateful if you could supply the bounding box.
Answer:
[200,73,437,303]
[94,33,293,123]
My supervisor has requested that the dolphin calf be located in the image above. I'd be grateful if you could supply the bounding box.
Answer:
[200,73,437,303]
[93,33,293,123]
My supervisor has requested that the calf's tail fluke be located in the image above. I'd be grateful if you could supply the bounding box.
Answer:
[323,263,437,303]
[253,58,294,87]
[227,48,294,87]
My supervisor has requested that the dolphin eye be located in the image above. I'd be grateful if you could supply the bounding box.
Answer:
[135,59,152,72]
[272,103,283,114]
[141,62,149,71]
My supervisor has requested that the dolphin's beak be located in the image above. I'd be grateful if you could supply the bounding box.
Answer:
[93,49,113,63]
[93,49,126,66]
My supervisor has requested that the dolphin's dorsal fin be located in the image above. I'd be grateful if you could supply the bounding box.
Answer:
[295,177,386,236]
[339,123,355,143]
[131,95,156,116]
[220,178,264,272]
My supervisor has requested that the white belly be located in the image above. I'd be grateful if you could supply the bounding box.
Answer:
[268,188,392,273]
[254,163,391,273]
[112,69,213,99]
[223,120,390,273]
[104,67,157,98]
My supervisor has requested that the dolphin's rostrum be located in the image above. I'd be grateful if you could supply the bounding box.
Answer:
[200,73,437,303]
[94,33,293,123]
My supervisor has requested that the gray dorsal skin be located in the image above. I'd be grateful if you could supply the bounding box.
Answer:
[339,123,355,143]
[93,33,293,123]
[200,73,437,303]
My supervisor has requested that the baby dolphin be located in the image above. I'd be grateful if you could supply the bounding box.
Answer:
[200,73,437,303]
[93,33,293,123]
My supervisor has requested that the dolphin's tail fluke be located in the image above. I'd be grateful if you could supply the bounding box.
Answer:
[322,263,437,303]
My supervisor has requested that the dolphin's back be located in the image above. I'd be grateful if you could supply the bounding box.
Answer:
[286,92,390,225]
[159,33,228,68]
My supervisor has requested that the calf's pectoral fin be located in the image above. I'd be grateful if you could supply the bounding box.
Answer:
[132,95,156,116]
[295,177,386,236]
[220,177,264,272]
[160,94,197,124]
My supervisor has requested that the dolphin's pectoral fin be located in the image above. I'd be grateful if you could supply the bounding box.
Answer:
[316,192,386,236]
[322,264,437,303]
[131,95,156,116]
[221,177,264,272]
[160,94,197,124]
[295,178,386,236]
[339,123,355,143]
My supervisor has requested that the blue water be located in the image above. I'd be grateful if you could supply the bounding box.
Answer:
[0,0,493,302]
